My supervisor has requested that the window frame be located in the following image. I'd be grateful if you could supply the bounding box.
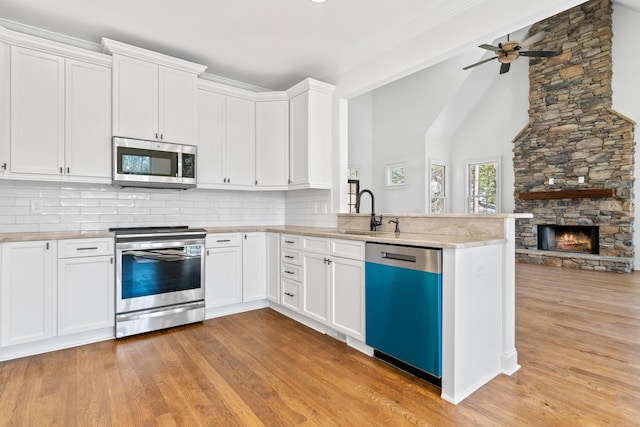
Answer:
[465,157,501,214]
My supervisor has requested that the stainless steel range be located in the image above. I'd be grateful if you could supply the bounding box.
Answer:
[111,226,206,338]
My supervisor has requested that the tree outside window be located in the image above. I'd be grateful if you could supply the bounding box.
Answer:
[429,162,446,213]
[467,159,499,213]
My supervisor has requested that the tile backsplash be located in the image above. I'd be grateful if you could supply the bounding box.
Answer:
[0,180,337,233]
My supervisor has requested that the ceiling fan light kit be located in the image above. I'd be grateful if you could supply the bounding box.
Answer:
[463,31,560,74]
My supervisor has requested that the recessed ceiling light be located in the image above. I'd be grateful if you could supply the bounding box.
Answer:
[310,0,327,3]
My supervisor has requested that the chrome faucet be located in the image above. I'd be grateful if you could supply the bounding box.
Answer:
[355,189,382,231]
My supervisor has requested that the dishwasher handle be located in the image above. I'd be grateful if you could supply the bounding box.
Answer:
[380,251,416,263]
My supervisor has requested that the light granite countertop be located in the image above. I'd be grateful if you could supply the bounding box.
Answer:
[0,226,506,249]
[205,225,506,249]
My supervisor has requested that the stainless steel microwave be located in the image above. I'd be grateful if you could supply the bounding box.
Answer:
[112,137,197,189]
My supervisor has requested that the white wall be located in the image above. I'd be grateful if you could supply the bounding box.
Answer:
[612,3,640,268]
[365,53,481,213]
[348,92,374,208]
[448,57,529,213]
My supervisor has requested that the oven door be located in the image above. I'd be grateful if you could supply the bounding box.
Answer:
[116,239,204,314]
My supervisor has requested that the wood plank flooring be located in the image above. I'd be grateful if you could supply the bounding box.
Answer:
[1,263,640,426]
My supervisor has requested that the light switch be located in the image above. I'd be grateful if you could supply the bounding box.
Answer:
[578,176,585,183]
[549,178,554,185]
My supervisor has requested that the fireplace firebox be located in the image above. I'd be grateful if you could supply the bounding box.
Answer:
[537,225,599,255]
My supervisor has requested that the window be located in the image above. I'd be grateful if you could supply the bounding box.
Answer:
[347,179,360,213]
[429,162,446,213]
[467,158,500,213]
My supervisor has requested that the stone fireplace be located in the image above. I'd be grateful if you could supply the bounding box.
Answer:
[513,0,636,272]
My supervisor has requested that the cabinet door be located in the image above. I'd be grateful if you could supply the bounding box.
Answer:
[266,232,281,303]
[58,255,115,335]
[205,246,242,307]
[65,59,112,179]
[226,96,255,186]
[330,256,365,340]
[159,67,197,145]
[242,232,266,302]
[112,55,158,140]
[289,91,309,186]
[197,89,226,185]
[302,251,329,324]
[0,41,8,176]
[1,241,55,347]
[10,46,64,175]
[255,101,289,188]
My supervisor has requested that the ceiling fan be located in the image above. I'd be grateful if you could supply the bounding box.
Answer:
[463,32,560,74]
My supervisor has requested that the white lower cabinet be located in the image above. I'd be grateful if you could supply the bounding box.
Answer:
[205,233,243,307]
[57,238,114,336]
[330,256,365,340]
[292,235,366,340]
[1,240,56,347]
[302,251,330,324]
[266,232,280,303]
[242,232,266,302]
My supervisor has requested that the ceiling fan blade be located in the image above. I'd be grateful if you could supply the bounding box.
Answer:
[479,43,501,52]
[519,50,560,57]
[499,62,511,74]
[519,31,548,48]
[462,56,498,70]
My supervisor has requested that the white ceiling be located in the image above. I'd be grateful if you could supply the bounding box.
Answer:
[0,0,635,91]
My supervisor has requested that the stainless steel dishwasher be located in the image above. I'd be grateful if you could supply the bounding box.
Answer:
[365,243,442,386]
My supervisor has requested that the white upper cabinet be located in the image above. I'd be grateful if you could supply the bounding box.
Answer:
[65,59,112,179]
[103,38,206,146]
[255,99,289,189]
[287,79,335,189]
[197,82,255,189]
[3,29,112,184]
[111,55,158,141]
[10,46,65,176]
[0,41,9,176]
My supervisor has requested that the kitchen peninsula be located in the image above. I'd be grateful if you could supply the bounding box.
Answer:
[0,212,529,404]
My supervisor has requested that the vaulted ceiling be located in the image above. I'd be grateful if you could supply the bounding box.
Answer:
[0,0,634,91]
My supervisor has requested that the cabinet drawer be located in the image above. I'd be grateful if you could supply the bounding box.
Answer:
[281,249,301,266]
[281,234,301,249]
[282,279,301,312]
[281,263,302,282]
[331,239,365,260]
[206,233,241,248]
[302,236,329,254]
[58,238,113,258]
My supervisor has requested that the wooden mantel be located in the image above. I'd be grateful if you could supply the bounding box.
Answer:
[517,188,615,200]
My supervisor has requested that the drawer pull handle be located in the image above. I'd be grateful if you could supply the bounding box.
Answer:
[284,270,294,275]
[284,240,295,244]
[284,255,295,259]
[217,239,231,243]
[285,292,295,297]
[76,247,99,251]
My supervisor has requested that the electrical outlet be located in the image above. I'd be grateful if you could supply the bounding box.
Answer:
[474,263,485,276]
[578,176,585,184]
[549,178,555,185]
[31,200,43,213]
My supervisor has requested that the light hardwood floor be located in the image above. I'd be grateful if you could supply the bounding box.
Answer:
[1,263,639,426]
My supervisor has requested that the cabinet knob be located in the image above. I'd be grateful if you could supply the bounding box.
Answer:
[67,167,70,174]
[155,133,159,140]
[59,166,63,174]
[1,163,6,170]
[160,134,164,140]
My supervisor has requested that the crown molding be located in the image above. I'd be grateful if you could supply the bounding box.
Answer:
[199,72,271,92]
[0,23,111,66]
[197,78,259,100]
[286,78,336,98]
[102,38,207,75]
